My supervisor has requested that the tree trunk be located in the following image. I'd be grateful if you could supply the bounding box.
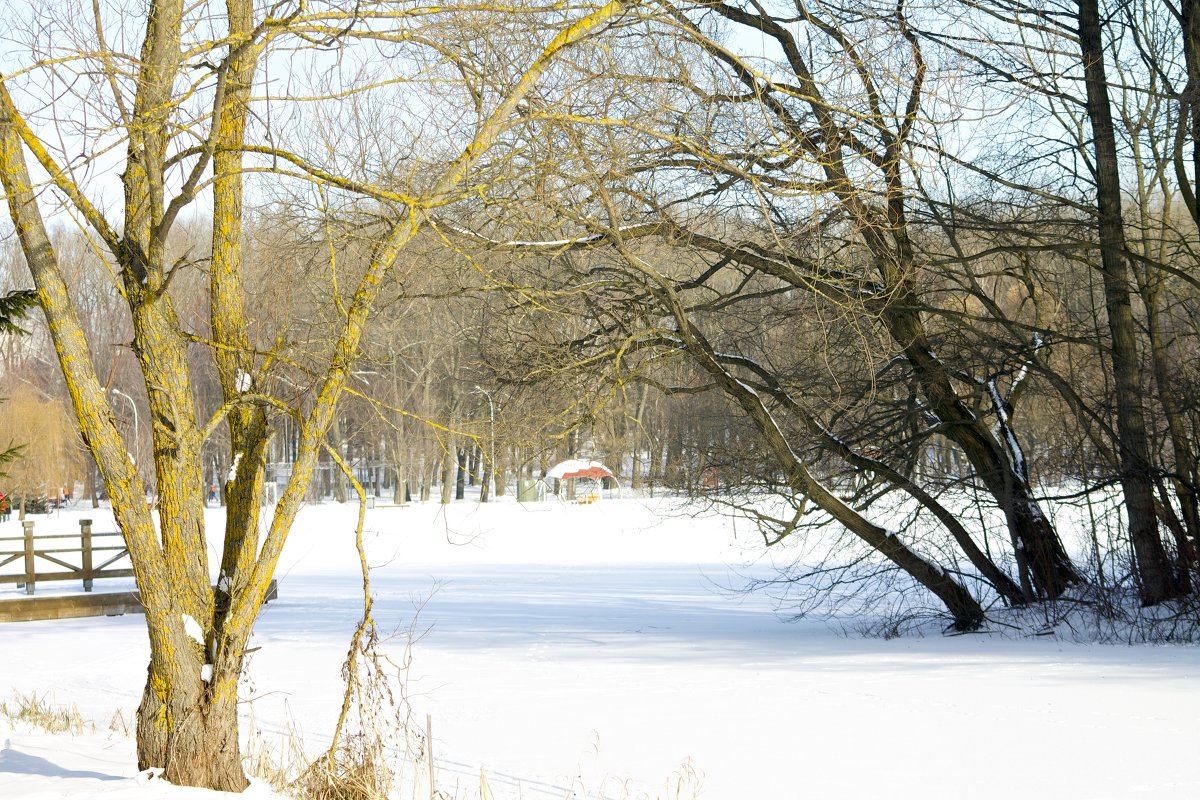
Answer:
[1179,0,1200,225]
[455,447,467,500]
[394,458,407,504]
[421,451,433,502]
[1078,0,1187,603]
[665,425,684,488]
[1140,272,1199,569]
[87,458,100,508]
[439,438,454,504]
[136,666,246,791]
[330,420,348,504]
[884,305,1079,598]
[493,447,507,497]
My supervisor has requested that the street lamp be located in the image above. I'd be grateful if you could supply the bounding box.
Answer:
[473,385,496,502]
[109,388,138,466]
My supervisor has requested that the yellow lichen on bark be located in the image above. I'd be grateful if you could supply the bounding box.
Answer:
[4,1,637,791]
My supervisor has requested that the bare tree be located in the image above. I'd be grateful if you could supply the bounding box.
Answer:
[440,0,1107,626]
[915,0,1198,599]
[0,0,633,789]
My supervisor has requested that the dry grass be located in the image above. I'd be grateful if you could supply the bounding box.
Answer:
[291,732,394,800]
[107,708,132,737]
[242,696,403,800]
[0,691,92,735]
[244,718,410,800]
[2,689,704,800]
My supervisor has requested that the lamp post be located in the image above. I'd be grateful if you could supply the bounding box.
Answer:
[109,388,138,466]
[474,385,496,502]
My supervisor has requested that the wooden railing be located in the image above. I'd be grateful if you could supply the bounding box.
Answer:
[0,519,134,594]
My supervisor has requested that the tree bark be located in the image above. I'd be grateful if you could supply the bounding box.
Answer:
[1078,0,1187,603]
[1138,272,1200,569]
[1178,0,1200,225]
[135,632,247,790]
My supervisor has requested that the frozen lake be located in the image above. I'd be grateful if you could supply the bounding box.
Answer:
[2,498,1198,799]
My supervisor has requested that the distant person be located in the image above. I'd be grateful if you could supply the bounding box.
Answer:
[0,492,9,522]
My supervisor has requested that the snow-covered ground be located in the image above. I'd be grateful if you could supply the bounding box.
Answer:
[2,497,1198,799]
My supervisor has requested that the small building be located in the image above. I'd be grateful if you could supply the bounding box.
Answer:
[545,460,619,503]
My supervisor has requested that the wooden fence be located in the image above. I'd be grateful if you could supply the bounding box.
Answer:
[0,519,134,594]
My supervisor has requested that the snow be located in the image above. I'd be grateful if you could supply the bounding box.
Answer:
[987,376,1028,481]
[182,614,204,646]
[2,498,1199,799]
[0,729,279,799]
[732,377,759,398]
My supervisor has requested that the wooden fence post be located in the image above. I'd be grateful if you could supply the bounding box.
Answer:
[80,519,93,592]
[22,520,35,595]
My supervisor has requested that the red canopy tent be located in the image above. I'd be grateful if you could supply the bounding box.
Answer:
[544,460,617,502]
[545,460,614,481]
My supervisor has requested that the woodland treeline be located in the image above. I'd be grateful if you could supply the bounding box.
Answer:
[0,3,1198,763]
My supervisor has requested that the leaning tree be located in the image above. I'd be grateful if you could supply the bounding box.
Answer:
[436,0,1097,628]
